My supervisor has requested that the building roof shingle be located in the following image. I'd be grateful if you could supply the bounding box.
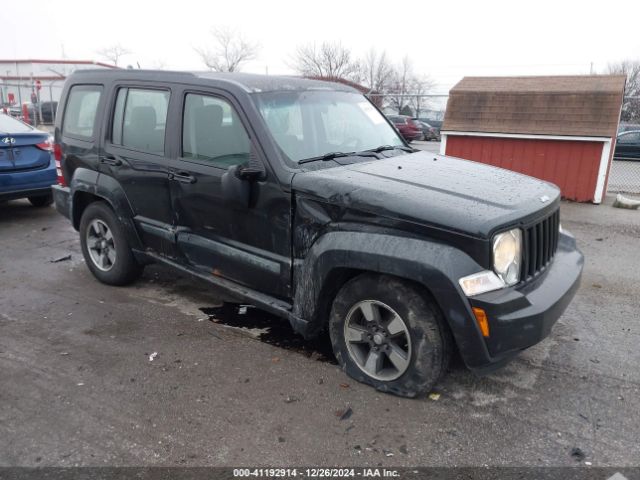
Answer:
[443,75,626,138]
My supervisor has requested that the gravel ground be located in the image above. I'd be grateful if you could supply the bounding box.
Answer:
[0,193,639,467]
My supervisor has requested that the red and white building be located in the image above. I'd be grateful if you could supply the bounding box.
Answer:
[0,59,117,106]
[440,75,626,203]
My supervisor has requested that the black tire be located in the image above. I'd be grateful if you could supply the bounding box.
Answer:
[28,194,53,207]
[79,201,143,286]
[329,273,452,397]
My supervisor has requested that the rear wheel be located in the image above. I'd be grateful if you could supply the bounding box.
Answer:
[329,273,452,397]
[28,194,53,207]
[79,202,143,285]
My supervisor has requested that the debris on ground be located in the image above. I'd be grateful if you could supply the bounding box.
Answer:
[570,447,586,462]
[59,352,69,356]
[50,254,72,263]
[284,396,299,404]
[148,352,158,362]
[353,445,362,454]
[613,194,640,210]
[383,449,394,457]
[340,383,350,389]
[428,392,441,401]
[336,406,353,420]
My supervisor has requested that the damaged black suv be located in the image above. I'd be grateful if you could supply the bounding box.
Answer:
[52,70,583,397]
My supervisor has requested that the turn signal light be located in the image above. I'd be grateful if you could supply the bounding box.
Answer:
[472,307,490,337]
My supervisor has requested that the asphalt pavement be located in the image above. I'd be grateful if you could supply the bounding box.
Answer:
[1,187,639,467]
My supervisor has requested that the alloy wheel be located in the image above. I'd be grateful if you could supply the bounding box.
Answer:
[86,219,116,272]
[343,300,412,381]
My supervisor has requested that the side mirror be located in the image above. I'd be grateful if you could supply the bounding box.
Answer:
[221,164,264,208]
[237,165,264,181]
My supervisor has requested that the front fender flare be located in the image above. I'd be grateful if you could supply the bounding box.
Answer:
[291,231,490,364]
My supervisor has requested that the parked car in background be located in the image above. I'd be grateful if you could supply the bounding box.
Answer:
[52,70,583,398]
[415,120,440,141]
[387,115,422,142]
[614,130,640,161]
[419,119,442,136]
[0,114,56,206]
[618,123,640,134]
[40,101,58,124]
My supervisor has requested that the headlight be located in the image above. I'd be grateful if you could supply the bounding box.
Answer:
[493,228,522,286]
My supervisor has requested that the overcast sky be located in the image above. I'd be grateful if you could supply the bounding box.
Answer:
[4,0,639,93]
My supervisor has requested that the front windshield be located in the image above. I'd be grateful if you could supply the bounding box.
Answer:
[254,91,405,164]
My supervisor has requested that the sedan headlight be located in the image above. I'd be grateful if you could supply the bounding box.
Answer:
[493,228,522,286]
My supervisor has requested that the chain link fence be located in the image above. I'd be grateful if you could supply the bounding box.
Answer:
[607,118,640,196]
[0,80,64,128]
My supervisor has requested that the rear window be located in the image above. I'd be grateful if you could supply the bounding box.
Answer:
[0,114,33,133]
[62,85,102,138]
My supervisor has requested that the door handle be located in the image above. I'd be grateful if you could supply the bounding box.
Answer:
[168,170,197,184]
[100,155,122,167]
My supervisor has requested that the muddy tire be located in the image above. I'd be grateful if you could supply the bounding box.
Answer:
[329,273,452,397]
[28,194,53,207]
[79,201,143,286]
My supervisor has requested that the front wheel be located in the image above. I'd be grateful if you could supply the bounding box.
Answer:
[329,274,452,397]
[79,202,143,285]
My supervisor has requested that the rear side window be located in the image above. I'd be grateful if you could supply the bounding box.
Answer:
[111,88,170,155]
[62,85,102,138]
[182,93,250,168]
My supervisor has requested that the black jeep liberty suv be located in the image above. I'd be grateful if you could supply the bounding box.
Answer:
[52,70,583,397]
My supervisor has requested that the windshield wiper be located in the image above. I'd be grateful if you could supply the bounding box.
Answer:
[298,151,355,165]
[368,145,416,153]
[298,147,407,165]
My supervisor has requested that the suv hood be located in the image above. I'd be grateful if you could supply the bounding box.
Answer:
[291,151,560,238]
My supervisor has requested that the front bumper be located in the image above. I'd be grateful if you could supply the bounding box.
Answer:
[462,232,583,373]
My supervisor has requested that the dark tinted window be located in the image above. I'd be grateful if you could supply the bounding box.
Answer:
[182,93,250,168]
[62,85,102,138]
[112,88,169,154]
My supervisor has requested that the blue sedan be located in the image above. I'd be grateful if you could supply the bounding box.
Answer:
[0,114,56,206]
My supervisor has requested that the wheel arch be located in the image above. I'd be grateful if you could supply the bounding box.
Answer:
[70,169,142,251]
[291,231,490,364]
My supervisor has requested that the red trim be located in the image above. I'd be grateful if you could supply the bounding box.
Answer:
[0,59,118,69]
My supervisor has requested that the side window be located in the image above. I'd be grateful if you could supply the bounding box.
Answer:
[62,85,102,138]
[111,88,169,155]
[182,93,250,168]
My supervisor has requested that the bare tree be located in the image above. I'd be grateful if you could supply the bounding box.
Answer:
[409,76,436,119]
[290,42,359,80]
[96,44,131,67]
[360,48,394,93]
[608,60,640,122]
[387,56,415,115]
[195,27,259,72]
